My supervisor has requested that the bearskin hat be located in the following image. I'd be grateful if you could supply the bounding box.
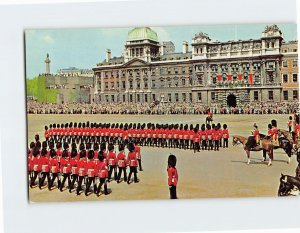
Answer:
[41,148,47,156]
[78,122,82,128]
[127,142,135,152]
[223,124,227,129]
[268,123,272,129]
[108,143,114,151]
[189,124,194,130]
[79,143,85,151]
[61,124,64,129]
[206,124,211,130]
[94,143,99,151]
[49,149,56,157]
[29,141,35,149]
[35,134,40,142]
[184,124,188,130]
[62,150,69,158]
[63,142,69,150]
[69,122,73,128]
[71,148,77,158]
[42,141,47,149]
[74,122,77,127]
[80,150,86,159]
[49,124,52,129]
[88,150,94,160]
[168,154,177,168]
[82,122,86,128]
[119,144,125,151]
[271,119,277,127]
[36,141,41,149]
[100,142,106,151]
[45,125,48,130]
[86,121,90,128]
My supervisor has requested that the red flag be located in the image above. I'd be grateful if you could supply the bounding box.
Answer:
[227,75,232,81]
[238,74,242,81]
[249,73,253,84]
[217,74,221,81]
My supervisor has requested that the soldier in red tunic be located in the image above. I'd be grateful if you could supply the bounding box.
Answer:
[222,124,229,148]
[30,147,41,188]
[48,149,60,190]
[167,154,178,199]
[116,144,127,183]
[76,150,87,195]
[85,150,96,196]
[44,126,49,142]
[134,140,143,171]
[127,142,139,184]
[206,124,213,151]
[59,150,71,192]
[96,152,109,195]
[107,143,117,181]
[39,148,50,189]
[213,125,220,151]
[69,148,79,193]
[193,127,200,152]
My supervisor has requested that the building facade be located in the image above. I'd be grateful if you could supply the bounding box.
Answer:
[92,25,298,106]
[45,64,94,104]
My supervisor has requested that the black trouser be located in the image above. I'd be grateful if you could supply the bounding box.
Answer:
[30,171,39,187]
[214,140,219,151]
[60,173,71,191]
[97,178,108,195]
[208,140,213,150]
[289,126,292,132]
[76,176,85,195]
[69,174,78,191]
[194,142,200,152]
[117,167,127,182]
[39,172,50,188]
[169,185,177,199]
[201,140,207,150]
[223,138,228,148]
[49,173,60,189]
[219,139,222,147]
[137,159,143,171]
[128,166,138,183]
[85,177,95,195]
[108,165,117,180]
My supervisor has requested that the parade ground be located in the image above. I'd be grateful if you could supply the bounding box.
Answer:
[27,114,297,202]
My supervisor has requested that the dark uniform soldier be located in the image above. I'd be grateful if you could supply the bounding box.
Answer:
[127,142,139,184]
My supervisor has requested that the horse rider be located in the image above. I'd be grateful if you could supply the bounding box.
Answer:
[253,123,260,147]
[271,119,279,146]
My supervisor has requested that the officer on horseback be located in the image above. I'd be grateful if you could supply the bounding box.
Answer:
[271,119,279,146]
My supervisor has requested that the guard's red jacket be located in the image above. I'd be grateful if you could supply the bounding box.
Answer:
[127,151,138,167]
[40,156,50,173]
[60,157,71,174]
[206,129,213,140]
[96,161,108,178]
[32,156,41,172]
[49,157,59,173]
[77,159,86,176]
[135,145,141,159]
[222,129,229,139]
[107,151,117,166]
[69,157,78,175]
[85,160,96,177]
[117,152,126,167]
[167,167,178,186]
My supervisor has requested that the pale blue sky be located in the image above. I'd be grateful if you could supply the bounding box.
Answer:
[25,23,297,79]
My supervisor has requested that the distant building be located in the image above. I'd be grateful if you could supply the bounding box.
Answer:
[280,41,298,102]
[43,61,94,103]
[93,25,299,106]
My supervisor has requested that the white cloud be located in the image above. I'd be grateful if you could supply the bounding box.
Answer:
[42,35,54,44]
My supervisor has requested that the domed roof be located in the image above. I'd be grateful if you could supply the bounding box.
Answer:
[127,27,158,42]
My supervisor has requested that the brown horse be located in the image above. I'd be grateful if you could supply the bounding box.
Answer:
[232,135,274,166]
[278,129,299,153]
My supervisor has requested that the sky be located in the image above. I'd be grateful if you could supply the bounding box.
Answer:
[25,23,297,79]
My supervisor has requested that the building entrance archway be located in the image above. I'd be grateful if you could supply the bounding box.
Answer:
[227,94,237,107]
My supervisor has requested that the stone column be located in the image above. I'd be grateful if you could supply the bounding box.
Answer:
[100,71,105,103]
[118,69,122,103]
[125,70,129,102]
[261,60,266,85]
[275,59,280,86]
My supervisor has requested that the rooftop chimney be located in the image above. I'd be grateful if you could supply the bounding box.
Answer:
[106,49,111,62]
[182,41,189,53]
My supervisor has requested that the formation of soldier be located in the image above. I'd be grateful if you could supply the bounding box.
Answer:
[43,121,230,152]
[28,137,142,196]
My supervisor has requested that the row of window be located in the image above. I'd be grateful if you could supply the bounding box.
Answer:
[282,73,298,83]
[282,60,298,67]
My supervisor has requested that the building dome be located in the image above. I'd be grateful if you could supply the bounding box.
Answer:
[127,27,158,42]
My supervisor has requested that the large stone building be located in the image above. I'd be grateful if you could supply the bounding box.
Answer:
[93,25,298,107]
[43,55,94,103]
